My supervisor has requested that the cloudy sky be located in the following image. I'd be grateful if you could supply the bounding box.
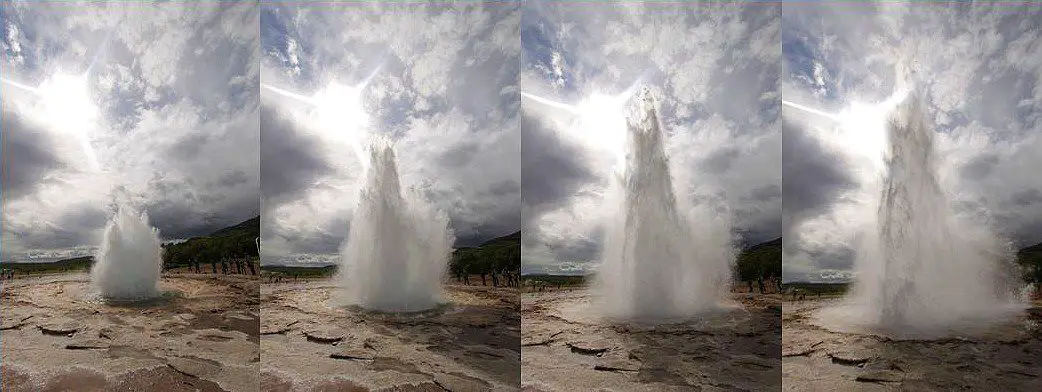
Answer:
[1,2,259,262]
[259,3,520,265]
[521,3,781,275]
[783,3,1042,282]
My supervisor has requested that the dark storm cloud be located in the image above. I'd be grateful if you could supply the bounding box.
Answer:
[275,217,348,256]
[451,179,522,247]
[259,104,333,205]
[1010,189,1042,207]
[141,173,259,240]
[520,112,596,221]
[702,147,741,174]
[5,205,108,250]
[217,170,250,188]
[168,133,212,160]
[781,118,856,228]
[960,154,999,181]
[0,107,62,200]
[747,184,782,203]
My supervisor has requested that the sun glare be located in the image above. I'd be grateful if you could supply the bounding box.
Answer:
[834,88,910,174]
[575,93,630,169]
[835,102,889,171]
[786,87,910,178]
[37,72,100,170]
[311,81,369,167]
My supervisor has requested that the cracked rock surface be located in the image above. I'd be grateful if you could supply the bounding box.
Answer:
[782,298,1042,391]
[521,290,782,391]
[260,280,520,391]
[1,273,260,392]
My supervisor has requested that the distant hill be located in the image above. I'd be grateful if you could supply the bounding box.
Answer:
[0,256,93,274]
[449,230,521,287]
[208,216,260,238]
[1017,242,1042,284]
[736,237,782,283]
[162,216,260,267]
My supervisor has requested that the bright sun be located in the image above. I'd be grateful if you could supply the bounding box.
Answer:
[833,88,910,173]
[36,72,100,170]
[263,80,371,168]
[311,81,369,168]
[785,87,910,178]
[576,93,628,163]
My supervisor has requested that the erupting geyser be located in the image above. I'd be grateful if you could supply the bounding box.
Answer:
[822,88,1022,336]
[91,206,163,300]
[597,88,735,320]
[338,138,454,312]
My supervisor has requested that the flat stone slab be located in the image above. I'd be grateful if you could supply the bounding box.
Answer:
[782,340,822,357]
[97,327,122,340]
[196,330,237,342]
[566,339,613,356]
[167,356,222,378]
[522,330,565,347]
[732,355,776,370]
[594,354,641,372]
[782,347,816,357]
[66,339,110,350]
[466,345,506,359]
[1,315,33,330]
[225,311,255,322]
[996,363,1040,378]
[260,320,299,335]
[828,349,874,365]
[330,347,374,361]
[433,372,493,392]
[856,370,903,383]
[303,327,344,344]
[38,319,81,336]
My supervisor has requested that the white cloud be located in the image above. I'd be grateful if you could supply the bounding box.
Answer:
[521,3,781,271]
[1,3,259,261]
[782,4,1042,281]
[259,3,520,263]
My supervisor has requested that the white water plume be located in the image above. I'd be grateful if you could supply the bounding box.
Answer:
[819,89,1023,337]
[90,206,163,300]
[338,138,454,312]
[596,88,735,320]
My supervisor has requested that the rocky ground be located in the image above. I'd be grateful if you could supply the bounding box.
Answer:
[0,272,260,392]
[782,298,1042,391]
[260,279,520,391]
[521,290,782,391]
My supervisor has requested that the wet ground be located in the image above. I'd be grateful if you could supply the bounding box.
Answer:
[782,298,1042,391]
[521,290,782,392]
[0,272,260,392]
[260,279,520,391]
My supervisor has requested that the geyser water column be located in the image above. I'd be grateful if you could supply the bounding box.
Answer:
[338,138,454,312]
[597,88,735,320]
[798,84,1023,336]
[846,90,1020,333]
[91,206,164,300]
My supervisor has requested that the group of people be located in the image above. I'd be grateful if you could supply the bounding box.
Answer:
[187,258,256,276]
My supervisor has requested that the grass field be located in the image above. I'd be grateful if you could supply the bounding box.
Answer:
[0,256,93,275]
[260,265,337,278]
